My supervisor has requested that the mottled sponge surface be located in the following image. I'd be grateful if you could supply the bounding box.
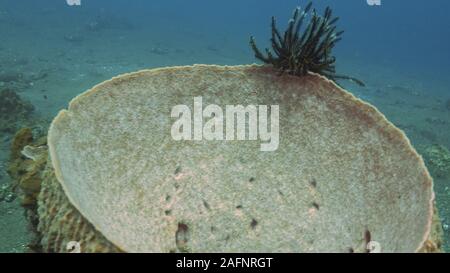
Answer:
[37,163,121,253]
[46,65,434,252]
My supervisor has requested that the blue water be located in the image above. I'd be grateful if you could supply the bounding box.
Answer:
[0,0,449,252]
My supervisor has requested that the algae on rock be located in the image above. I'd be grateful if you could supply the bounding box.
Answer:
[6,128,48,252]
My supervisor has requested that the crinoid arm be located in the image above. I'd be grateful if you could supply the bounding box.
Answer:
[333,75,366,87]
[249,1,364,87]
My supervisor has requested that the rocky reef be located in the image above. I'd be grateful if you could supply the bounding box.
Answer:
[6,128,48,252]
[8,128,47,206]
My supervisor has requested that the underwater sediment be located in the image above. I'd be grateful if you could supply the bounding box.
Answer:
[0,89,34,134]
[6,65,442,252]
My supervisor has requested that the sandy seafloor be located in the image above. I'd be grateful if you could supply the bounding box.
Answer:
[0,5,449,253]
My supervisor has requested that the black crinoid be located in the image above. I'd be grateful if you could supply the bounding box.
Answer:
[250,2,365,87]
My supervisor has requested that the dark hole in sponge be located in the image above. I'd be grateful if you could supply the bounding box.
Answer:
[176,223,190,252]
[250,219,258,229]
[364,229,372,253]
[365,229,371,244]
[203,200,211,210]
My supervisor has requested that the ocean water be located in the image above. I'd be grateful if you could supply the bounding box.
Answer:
[0,0,449,252]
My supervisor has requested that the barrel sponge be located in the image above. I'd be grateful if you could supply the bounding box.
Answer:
[44,65,435,252]
[36,165,442,252]
[37,164,121,253]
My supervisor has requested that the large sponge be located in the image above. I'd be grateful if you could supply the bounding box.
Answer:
[44,65,434,252]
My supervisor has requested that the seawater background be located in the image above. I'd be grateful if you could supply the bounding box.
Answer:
[0,0,449,252]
